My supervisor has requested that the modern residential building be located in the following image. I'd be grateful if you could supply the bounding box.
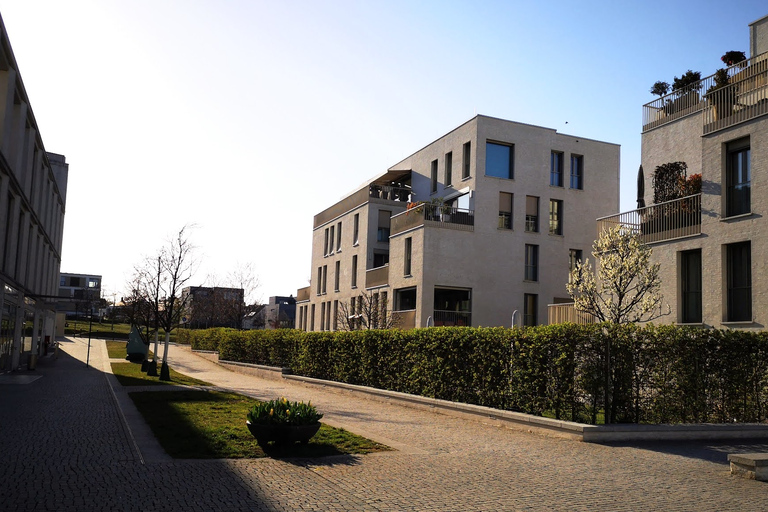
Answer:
[594,15,768,329]
[181,286,245,329]
[0,14,68,371]
[265,295,296,329]
[57,273,102,318]
[296,115,619,331]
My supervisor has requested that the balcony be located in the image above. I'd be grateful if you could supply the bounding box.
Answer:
[368,184,411,202]
[596,194,701,245]
[642,52,768,134]
[365,265,388,289]
[296,286,310,302]
[433,310,471,327]
[547,303,595,325]
[391,205,474,236]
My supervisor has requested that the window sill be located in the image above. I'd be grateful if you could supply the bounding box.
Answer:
[461,176,471,181]
[523,279,539,283]
[675,322,705,327]
[720,212,753,222]
[569,187,583,191]
[722,320,755,326]
[497,227,513,232]
[549,233,564,237]
[484,174,514,181]
[524,231,540,235]
[550,184,564,188]
[353,242,359,247]
[351,286,358,290]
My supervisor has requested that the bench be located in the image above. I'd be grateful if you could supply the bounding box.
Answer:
[728,453,768,481]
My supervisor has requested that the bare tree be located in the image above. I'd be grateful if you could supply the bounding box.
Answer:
[157,226,197,380]
[226,262,261,329]
[336,291,397,331]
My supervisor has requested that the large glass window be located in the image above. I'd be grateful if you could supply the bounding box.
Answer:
[433,287,471,326]
[550,151,563,187]
[485,142,514,179]
[726,139,750,217]
[727,241,751,322]
[525,244,538,281]
[499,192,512,229]
[570,154,584,189]
[680,249,702,323]
[377,210,391,242]
[395,287,417,311]
[353,213,359,245]
[549,199,563,235]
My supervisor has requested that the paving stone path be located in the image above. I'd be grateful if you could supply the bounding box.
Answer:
[1,337,768,511]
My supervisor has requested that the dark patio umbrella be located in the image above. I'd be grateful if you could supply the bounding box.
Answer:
[637,165,646,208]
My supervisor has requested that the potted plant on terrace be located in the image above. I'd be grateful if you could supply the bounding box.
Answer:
[664,70,702,115]
[246,397,323,446]
[705,68,735,121]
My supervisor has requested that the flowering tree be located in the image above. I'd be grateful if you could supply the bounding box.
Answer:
[566,226,667,324]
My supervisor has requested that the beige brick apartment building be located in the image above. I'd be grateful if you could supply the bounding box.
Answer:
[0,14,68,371]
[596,15,768,329]
[296,115,619,330]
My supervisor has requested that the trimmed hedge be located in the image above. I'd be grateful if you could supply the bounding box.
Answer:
[187,324,768,425]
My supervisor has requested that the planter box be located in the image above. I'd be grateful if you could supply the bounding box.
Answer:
[246,421,321,446]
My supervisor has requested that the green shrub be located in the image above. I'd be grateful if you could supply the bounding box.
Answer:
[247,397,323,426]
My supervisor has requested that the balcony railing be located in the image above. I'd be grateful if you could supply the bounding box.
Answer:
[365,265,389,289]
[433,310,471,327]
[596,194,701,245]
[391,206,474,236]
[547,303,595,325]
[642,52,768,133]
[369,184,412,202]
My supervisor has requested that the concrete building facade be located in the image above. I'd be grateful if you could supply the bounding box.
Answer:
[0,14,68,371]
[598,15,768,329]
[296,115,619,331]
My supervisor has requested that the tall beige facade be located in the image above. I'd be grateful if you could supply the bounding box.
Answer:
[296,115,619,330]
[0,14,68,370]
[599,14,768,329]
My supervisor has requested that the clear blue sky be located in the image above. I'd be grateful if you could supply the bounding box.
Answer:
[0,0,765,301]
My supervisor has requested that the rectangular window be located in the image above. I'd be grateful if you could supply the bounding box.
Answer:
[726,139,750,217]
[486,142,514,179]
[322,265,327,294]
[525,244,538,281]
[570,154,584,190]
[336,222,342,251]
[431,159,438,193]
[310,304,315,331]
[726,241,751,322]
[680,249,702,323]
[549,199,563,235]
[316,267,322,295]
[351,255,358,287]
[320,302,326,331]
[445,152,453,187]
[377,210,391,242]
[462,141,471,179]
[349,296,356,330]
[523,293,538,326]
[323,228,329,256]
[395,287,417,311]
[353,213,360,245]
[499,192,512,229]
[525,196,539,233]
[434,287,472,327]
[550,151,563,187]
[326,300,331,331]
[334,261,340,292]
[568,249,583,271]
[333,300,338,331]
[328,225,335,254]
[404,237,412,276]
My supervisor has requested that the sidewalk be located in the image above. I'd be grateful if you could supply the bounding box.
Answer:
[1,338,768,511]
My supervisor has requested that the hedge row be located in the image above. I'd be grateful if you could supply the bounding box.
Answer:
[186,324,768,425]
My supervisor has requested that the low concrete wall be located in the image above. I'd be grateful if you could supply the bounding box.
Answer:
[219,360,286,382]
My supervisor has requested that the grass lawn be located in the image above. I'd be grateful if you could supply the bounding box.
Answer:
[111,362,212,387]
[130,390,390,459]
[66,322,179,343]
[106,340,154,359]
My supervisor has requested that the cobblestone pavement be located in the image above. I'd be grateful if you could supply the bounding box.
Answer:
[2,338,768,511]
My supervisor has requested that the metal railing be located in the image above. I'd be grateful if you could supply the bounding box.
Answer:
[596,194,701,245]
[498,212,512,229]
[547,303,595,325]
[369,184,412,202]
[391,206,474,235]
[433,310,471,327]
[642,51,768,132]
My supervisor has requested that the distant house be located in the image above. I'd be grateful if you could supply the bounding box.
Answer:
[58,273,102,318]
[595,15,768,329]
[265,296,296,329]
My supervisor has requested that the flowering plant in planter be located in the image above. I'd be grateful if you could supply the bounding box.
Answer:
[247,397,323,426]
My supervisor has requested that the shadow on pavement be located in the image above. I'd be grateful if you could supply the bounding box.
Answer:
[600,438,768,465]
